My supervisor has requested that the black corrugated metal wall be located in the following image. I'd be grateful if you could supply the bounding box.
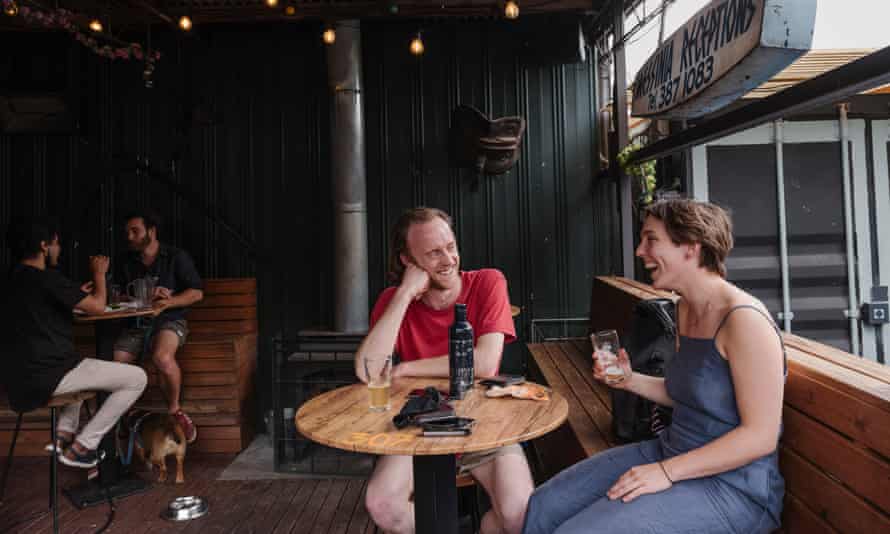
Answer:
[0,19,615,417]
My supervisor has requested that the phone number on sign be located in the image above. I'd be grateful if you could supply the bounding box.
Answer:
[646,55,715,112]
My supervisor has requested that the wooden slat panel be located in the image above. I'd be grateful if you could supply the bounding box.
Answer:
[527,343,611,456]
[786,355,890,414]
[781,492,837,534]
[75,337,241,360]
[124,406,242,426]
[192,293,257,308]
[203,278,257,295]
[188,306,257,321]
[785,333,890,385]
[190,438,246,453]
[781,405,890,512]
[566,339,614,412]
[780,447,890,533]
[141,385,237,401]
[188,320,257,335]
[146,371,237,387]
[547,343,617,447]
[134,398,239,413]
[785,358,890,458]
[194,425,243,440]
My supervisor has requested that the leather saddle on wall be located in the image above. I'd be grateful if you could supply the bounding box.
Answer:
[449,105,526,183]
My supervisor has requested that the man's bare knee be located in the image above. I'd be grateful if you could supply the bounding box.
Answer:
[152,351,179,374]
[494,495,530,534]
[365,487,402,531]
[366,456,413,533]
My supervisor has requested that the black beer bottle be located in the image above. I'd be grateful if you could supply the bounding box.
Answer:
[449,303,474,399]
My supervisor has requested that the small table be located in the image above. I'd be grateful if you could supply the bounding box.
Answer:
[66,306,160,508]
[296,377,568,534]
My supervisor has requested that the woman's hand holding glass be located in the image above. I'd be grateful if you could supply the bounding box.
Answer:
[593,348,633,388]
[591,329,632,388]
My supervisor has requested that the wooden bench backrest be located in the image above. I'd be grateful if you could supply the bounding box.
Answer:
[591,276,890,533]
[189,278,257,336]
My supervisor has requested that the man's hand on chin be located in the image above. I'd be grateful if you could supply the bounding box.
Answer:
[400,264,430,301]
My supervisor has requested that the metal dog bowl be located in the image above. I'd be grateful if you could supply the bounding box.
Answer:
[161,496,208,521]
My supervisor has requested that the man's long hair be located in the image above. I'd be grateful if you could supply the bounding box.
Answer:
[387,207,453,284]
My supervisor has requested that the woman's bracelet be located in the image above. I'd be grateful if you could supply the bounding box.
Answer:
[658,461,674,484]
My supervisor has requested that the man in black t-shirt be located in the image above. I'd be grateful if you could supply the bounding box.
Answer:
[1,217,147,468]
[112,210,203,443]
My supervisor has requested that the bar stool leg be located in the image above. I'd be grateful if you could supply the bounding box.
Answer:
[0,413,23,504]
[50,407,59,534]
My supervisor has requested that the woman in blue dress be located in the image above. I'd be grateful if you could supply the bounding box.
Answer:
[523,199,785,534]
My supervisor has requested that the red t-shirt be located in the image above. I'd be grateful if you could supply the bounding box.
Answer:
[369,269,516,367]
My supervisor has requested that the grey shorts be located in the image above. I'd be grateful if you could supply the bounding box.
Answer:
[457,443,524,475]
[113,319,189,360]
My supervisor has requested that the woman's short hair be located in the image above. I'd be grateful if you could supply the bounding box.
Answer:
[642,199,733,278]
[388,207,453,284]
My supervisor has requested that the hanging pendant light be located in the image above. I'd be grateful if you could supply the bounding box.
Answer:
[4,0,19,17]
[409,32,424,56]
[504,0,519,20]
[266,0,279,7]
[322,25,336,45]
[178,14,193,31]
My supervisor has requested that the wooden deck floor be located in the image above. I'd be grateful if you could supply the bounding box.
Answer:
[0,454,375,534]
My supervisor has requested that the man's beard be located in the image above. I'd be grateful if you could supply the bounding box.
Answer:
[129,235,151,252]
[428,268,458,291]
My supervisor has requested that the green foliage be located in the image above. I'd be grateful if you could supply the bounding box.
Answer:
[617,142,657,205]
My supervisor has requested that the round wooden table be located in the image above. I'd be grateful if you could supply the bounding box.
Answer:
[296,377,568,534]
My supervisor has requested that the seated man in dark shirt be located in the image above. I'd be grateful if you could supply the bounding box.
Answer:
[1,217,147,468]
[112,210,203,443]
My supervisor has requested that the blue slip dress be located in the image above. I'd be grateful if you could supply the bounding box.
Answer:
[522,305,786,534]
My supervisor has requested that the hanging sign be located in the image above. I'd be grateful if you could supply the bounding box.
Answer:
[631,0,816,119]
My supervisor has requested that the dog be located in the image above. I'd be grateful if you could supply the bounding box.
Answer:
[123,411,187,484]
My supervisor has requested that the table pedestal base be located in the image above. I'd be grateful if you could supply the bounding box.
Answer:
[64,474,151,509]
[413,455,458,534]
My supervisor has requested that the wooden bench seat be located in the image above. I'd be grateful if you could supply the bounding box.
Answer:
[527,276,890,533]
[0,278,258,456]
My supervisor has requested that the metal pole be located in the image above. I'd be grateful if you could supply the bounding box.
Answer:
[838,103,861,355]
[328,20,369,334]
[613,5,633,278]
[774,120,793,332]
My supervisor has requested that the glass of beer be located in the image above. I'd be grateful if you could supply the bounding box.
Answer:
[364,354,392,412]
[592,330,627,385]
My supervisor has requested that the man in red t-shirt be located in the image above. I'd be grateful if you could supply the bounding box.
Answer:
[355,207,532,534]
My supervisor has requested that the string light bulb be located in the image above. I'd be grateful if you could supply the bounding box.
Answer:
[265,0,278,7]
[89,19,103,32]
[178,15,193,31]
[504,0,519,19]
[285,5,296,15]
[409,33,424,56]
[3,1,18,17]
[322,26,336,45]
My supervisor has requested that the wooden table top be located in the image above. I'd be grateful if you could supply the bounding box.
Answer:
[296,377,568,456]
[73,306,160,323]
